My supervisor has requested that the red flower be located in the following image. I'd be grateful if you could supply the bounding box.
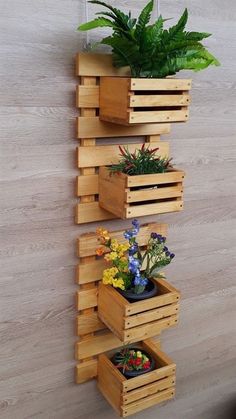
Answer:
[143,361,151,369]
[135,358,142,366]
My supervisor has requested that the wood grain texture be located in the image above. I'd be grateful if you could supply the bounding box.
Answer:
[0,0,236,418]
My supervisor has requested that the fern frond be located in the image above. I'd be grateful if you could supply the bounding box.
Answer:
[78,17,114,31]
[135,0,153,41]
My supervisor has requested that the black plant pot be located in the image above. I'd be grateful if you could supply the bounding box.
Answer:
[112,348,155,379]
[118,278,158,303]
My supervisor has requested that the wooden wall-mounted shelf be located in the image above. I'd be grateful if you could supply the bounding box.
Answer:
[98,339,176,417]
[100,76,191,126]
[98,278,180,343]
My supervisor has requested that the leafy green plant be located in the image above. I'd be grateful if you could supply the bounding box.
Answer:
[109,144,172,175]
[77,0,220,78]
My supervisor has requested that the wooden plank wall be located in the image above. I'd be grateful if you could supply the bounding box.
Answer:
[0,1,236,419]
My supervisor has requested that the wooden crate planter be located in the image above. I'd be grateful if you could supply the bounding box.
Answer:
[99,77,192,125]
[98,278,180,344]
[98,339,176,417]
[99,166,185,219]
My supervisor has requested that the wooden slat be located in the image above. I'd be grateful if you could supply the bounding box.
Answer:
[122,376,176,405]
[77,223,168,258]
[77,142,169,168]
[76,259,106,284]
[75,201,116,224]
[129,109,189,124]
[124,303,179,329]
[76,175,98,196]
[76,117,171,139]
[76,85,99,108]
[76,312,106,335]
[130,77,192,91]
[123,315,178,342]
[75,360,98,384]
[76,288,98,311]
[125,200,183,218]
[126,185,183,203]
[130,93,190,107]
[76,53,130,77]
[121,388,175,417]
[75,332,122,360]
[127,170,185,187]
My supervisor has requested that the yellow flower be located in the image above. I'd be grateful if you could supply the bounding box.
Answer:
[136,351,142,358]
[110,239,119,251]
[104,251,118,261]
[102,267,119,285]
[112,277,125,290]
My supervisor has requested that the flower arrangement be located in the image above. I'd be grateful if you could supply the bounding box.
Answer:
[96,219,175,295]
[112,348,152,375]
[109,144,172,176]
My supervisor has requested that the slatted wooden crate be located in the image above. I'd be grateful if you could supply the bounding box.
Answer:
[98,339,176,417]
[75,222,169,384]
[98,278,180,343]
[99,166,185,219]
[99,77,192,125]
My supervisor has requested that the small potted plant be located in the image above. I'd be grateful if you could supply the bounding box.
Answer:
[78,1,219,126]
[96,220,180,342]
[112,347,155,378]
[99,144,185,219]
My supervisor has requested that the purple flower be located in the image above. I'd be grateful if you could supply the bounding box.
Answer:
[165,251,170,257]
[170,253,175,259]
[151,232,159,239]
[129,243,138,255]
[134,276,141,286]
[129,256,141,274]
[164,246,168,252]
[140,277,148,286]
[132,219,140,230]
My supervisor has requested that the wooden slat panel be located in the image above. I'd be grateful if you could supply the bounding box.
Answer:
[122,376,176,405]
[76,312,106,335]
[76,117,171,139]
[129,109,189,124]
[76,85,99,108]
[75,332,122,360]
[77,142,169,168]
[75,360,98,384]
[130,77,192,91]
[121,388,175,417]
[77,223,168,257]
[75,201,116,224]
[76,259,106,284]
[125,200,183,218]
[130,93,190,107]
[76,53,130,77]
[76,288,98,311]
[76,175,98,196]
[126,185,183,203]
[122,364,176,392]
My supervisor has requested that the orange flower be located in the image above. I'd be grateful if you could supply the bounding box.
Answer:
[96,247,105,256]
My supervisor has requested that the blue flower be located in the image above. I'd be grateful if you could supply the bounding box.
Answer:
[129,243,138,255]
[128,256,141,274]
[140,277,148,286]
[124,230,134,240]
[132,219,140,230]
[134,276,141,286]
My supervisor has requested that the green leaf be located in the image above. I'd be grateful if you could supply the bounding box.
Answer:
[169,8,188,37]
[135,0,153,41]
[77,17,114,31]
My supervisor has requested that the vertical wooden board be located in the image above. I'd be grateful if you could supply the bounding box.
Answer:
[75,360,98,384]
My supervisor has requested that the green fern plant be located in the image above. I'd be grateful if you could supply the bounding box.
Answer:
[77,0,220,78]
